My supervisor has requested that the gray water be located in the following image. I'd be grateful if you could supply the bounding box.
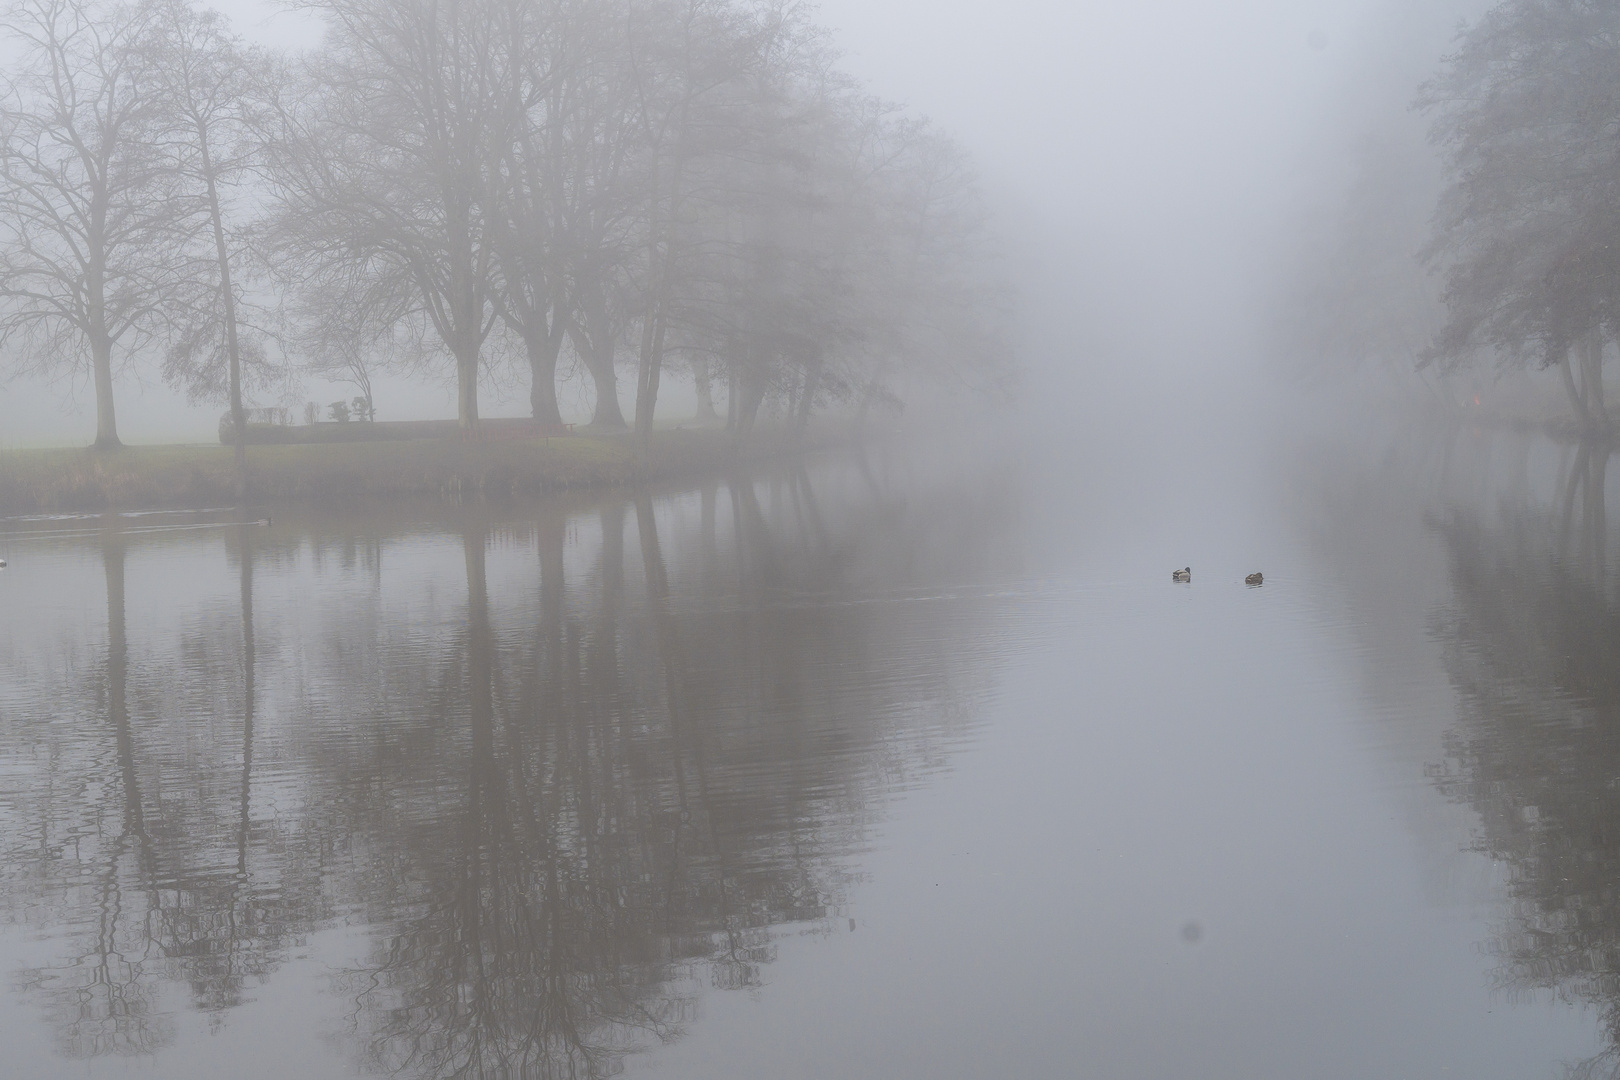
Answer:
[0,422,1617,1079]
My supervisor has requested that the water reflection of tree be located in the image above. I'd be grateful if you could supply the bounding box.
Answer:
[19,527,170,1058]
[1429,438,1620,1071]
[339,522,677,1077]
[0,458,1012,1076]
[1,522,320,1056]
[336,471,995,1077]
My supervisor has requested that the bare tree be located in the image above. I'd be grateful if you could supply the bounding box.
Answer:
[1418,0,1620,431]
[552,0,636,429]
[141,0,273,474]
[268,0,509,431]
[487,0,573,428]
[0,0,175,448]
[623,0,777,444]
[0,0,1005,446]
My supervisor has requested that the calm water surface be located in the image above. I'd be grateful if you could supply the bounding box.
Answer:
[0,424,1617,1078]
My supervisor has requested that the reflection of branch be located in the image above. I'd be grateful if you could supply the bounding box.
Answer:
[1567,1045,1620,1080]
[0,458,1010,1074]
[18,530,171,1059]
[238,521,256,877]
[1429,486,1620,1057]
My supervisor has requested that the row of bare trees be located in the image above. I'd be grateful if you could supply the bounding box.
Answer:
[1275,1,1620,433]
[1415,0,1620,434]
[0,0,1005,451]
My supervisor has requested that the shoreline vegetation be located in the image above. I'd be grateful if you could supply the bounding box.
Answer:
[0,426,847,515]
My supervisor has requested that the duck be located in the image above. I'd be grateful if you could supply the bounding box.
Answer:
[1245,571,1263,586]
[0,558,8,568]
[1172,567,1191,583]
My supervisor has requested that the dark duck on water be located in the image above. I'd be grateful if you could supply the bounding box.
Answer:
[1172,567,1191,582]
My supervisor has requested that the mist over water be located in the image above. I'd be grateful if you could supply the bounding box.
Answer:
[6,407,1620,1078]
[9,0,1620,1074]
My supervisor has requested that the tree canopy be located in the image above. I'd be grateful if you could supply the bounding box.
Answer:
[0,0,1007,448]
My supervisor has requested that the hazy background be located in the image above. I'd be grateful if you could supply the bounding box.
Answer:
[0,0,1484,446]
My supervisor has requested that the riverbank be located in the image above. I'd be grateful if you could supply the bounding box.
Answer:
[0,427,833,514]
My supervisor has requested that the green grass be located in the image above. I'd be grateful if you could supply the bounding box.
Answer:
[0,428,815,513]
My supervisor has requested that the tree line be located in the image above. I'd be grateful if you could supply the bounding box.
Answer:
[0,0,1005,454]
[1416,0,1620,432]
[1277,0,1620,432]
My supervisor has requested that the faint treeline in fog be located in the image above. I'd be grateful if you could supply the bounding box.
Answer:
[0,0,1008,450]
[1278,0,1620,435]
[1417,0,1620,436]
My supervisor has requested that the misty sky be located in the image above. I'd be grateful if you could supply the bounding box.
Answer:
[0,0,1479,446]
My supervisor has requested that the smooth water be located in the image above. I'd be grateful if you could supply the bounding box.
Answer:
[0,424,1617,1078]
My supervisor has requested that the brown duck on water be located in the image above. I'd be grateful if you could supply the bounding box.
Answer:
[1245,572,1263,586]
[1172,567,1191,583]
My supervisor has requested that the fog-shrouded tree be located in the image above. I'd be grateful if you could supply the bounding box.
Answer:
[622,0,781,444]
[486,0,570,427]
[0,0,1005,442]
[267,0,510,431]
[664,52,1003,440]
[550,0,637,429]
[140,0,274,475]
[707,77,868,438]
[0,0,177,448]
[1419,0,1620,430]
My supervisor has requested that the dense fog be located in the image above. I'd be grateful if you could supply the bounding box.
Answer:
[0,0,1539,449]
[20,3,1620,1077]
[0,0,1007,449]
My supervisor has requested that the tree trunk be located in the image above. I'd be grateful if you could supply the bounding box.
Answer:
[584,343,626,428]
[1561,351,1587,428]
[736,372,766,439]
[454,341,480,431]
[527,321,565,427]
[726,356,739,432]
[91,334,121,449]
[724,338,745,433]
[204,163,246,489]
[634,166,665,445]
[1583,331,1609,432]
[565,302,627,429]
[87,183,120,449]
[634,308,668,444]
[694,358,717,419]
[635,231,680,444]
[633,101,692,448]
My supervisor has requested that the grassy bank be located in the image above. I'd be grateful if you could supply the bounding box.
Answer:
[0,428,824,514]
